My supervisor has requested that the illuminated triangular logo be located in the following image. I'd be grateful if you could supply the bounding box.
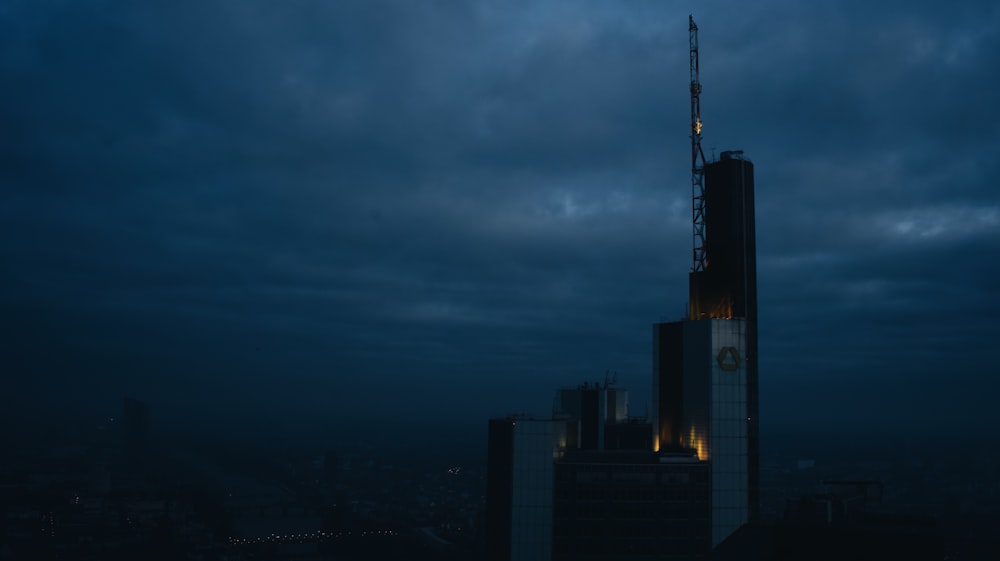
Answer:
[717,346,740,371]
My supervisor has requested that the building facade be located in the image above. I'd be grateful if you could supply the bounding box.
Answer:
[653,318,750,547]
[486,417,571,561]
[552,450,710,561]
[688,150,759,523]
[652,149,757,547]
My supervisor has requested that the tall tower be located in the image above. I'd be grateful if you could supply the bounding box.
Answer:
[690,151,759,526]
[653,318,749,546]
[689,151,757,325]
[653,15,759,546]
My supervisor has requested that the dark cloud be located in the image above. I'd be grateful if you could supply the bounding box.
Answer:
[2,1,998,441]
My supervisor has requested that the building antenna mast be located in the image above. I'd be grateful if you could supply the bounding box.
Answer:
[690,15,707,272]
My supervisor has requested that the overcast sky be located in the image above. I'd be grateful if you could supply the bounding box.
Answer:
[2,0,999,443]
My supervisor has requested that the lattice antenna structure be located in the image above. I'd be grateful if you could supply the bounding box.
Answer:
[689,15,707,272]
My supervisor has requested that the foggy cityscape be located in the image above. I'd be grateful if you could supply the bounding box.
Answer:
[2,1,1000,560]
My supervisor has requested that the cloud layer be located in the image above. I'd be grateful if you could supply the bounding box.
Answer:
[2,0,999,440]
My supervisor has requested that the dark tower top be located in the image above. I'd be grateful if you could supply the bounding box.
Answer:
[688,150,757,323]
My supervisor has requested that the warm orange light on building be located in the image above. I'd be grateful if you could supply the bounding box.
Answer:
[688,425,709,461]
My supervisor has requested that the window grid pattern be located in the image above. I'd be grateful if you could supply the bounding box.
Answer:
[709,319,749,547]
[510,420,560,561]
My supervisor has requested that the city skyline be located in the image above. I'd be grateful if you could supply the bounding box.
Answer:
[3,1,1000,444]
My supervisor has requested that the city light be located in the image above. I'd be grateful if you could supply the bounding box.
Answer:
[227,529,398,547]
[688,425,708,461]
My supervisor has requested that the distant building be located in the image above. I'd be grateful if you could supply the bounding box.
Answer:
[324,448,339,490]
[322,448,343,529]
[784,480,884,526]
[711,479,983,561]
[485,417,572,561]
[121,397,149,466]
[554,381,651,452]
[554,381,623,450]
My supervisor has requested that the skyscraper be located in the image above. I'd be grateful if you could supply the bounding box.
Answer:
[486,16,759,557]
[691,150,759,524]
[653,318,750,547]
[486,417,572,561]
[689,151,757,327]
[653,150,759,547]
[554,381,629,451]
